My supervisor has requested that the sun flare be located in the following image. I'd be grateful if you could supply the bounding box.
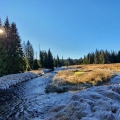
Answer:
[0,29,4,34]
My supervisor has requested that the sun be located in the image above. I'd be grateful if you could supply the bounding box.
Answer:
[0,29,4,34]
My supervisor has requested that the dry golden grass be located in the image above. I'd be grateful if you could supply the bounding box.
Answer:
[30,70,43,75]
[67,63,120,71]
[54,64,115,85]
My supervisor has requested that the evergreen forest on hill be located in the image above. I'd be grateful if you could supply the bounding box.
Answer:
[0,17,120,77]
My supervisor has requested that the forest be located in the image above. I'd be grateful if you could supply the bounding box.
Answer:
[0,17,120,77]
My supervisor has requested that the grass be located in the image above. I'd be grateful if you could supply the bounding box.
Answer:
[67,63,120,71]
[53,64,115,85]
[30,69,43,75]
[74,71,85,76]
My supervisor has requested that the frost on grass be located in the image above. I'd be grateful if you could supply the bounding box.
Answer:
[0,72,37,90]
[45,85,120,120]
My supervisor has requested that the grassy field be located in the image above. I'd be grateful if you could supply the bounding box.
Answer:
[30,64,120,86]
[53,64,118,85]
[67,63,120,71]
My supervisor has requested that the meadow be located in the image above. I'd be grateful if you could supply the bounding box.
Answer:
[53,64,120,86]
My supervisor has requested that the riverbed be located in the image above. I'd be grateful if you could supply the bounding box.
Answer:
[0,72,78,120]
[0,71,120,120]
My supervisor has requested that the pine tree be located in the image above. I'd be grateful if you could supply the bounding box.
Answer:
[61,56,64,66]
[110,51,117,63]
[4,18,11,73]
[44,51,48,68]
[94,49,100,64]
[26,40,34,69]
[57,55,61,67]
[117,50,120,63]
[3,18,25,74]
[4,17,10,38]
[47,49,54,70]
[8,22,24,73]
[22,41,26,57]
[79,57,83,64]
[66,57,73,66]
[0,35,7,76]
[40,50,43,67]
[39,50,48,68]
[99,50,105,64]
[53,57,57,67]
[33,59,40,70]
[104,50,110,63]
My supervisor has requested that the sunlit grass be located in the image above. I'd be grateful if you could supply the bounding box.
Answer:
[74,71,85,76]
[67,63,120,71]
[53,67,114,85]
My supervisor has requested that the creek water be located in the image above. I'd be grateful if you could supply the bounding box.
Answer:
[0,72,120,120]
[0,72,77,120]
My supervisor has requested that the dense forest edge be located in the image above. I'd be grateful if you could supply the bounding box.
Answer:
[0,17,120,77]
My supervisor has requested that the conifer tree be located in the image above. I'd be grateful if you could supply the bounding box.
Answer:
[4,17,10,74]
[53,57,57,67]
[40,50,43,67]
[61,56,64,66]
[47,49,54,70]
[9,23,24,73]
[43,51,48,68]
[39,50,48,68]
[33,59,40,70]
[3,18,25,74]
[117,50,120,63]
[94,49,100,64]
[0,22,7,76]
[26,40,34,69]
[57,55,61,67]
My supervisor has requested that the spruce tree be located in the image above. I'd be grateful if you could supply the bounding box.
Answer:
[40,50,43,67]
[47,49,54,70]
[0,26,7,76]
[26,40,34,69]
[61,56,64,66]
[117,50,120,63]
[57,55,61,67]
[4,17,25,74]
[33,59,40,70]
[9,22,24,73]
[94,49,100,64]
[39,50,48,68]
[53,57,57,67]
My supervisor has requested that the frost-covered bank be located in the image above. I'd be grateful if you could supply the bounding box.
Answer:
[0,72,37,90]
[45,68,114,93]
[45,85,120,120]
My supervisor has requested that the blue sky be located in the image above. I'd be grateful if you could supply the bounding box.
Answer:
[1,0,120,59]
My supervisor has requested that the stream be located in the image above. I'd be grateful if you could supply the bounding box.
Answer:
[0,72,78,120]
[0,71,120,120]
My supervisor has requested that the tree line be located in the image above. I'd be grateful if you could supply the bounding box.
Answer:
[1,17,120,77]
[0,17,25,76]
[0,17,55,76]
[63,49,120,66]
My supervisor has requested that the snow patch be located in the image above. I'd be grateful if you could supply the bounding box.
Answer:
[45,85,120,120]
[0,72,37,90]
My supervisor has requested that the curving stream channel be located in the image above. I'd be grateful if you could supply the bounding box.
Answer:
[0,71,120,120]
[0,72,78,120]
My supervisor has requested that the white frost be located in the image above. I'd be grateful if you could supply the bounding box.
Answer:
[0,72,37,90]
[45,85,120,120]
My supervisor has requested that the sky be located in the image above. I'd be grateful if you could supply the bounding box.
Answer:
[1,0,120,59]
